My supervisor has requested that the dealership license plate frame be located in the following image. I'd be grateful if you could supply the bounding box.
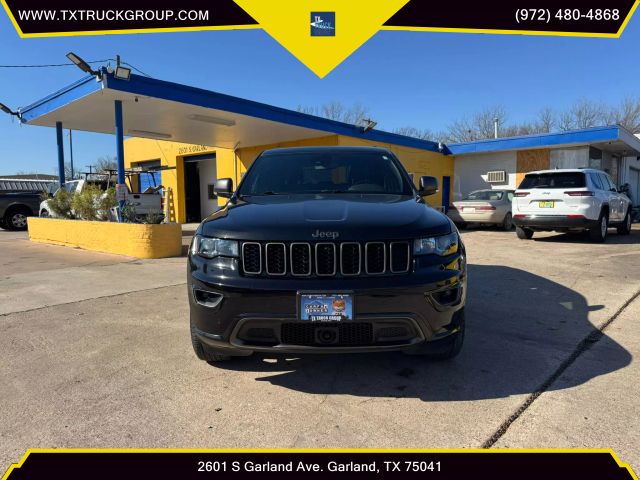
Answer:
[297,292,355,322]
[539,201,555,208]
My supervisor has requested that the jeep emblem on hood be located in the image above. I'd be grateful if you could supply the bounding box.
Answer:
[312,230,339,240]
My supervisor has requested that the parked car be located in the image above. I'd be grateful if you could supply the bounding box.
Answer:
[40,178,162,220]
[0,191,42,230]
[512,168,632,242]
[448,189,514,230]
[188,146,467,364]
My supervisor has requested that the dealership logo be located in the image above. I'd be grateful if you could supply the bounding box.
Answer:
[310,12,335,36]
[312,230,339,240]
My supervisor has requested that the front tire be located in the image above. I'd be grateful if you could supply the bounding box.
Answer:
[589,211,609,243]
[4,206,31,231]
[190,319,230,363]
[516,226,534,239]
[617,209,632,235]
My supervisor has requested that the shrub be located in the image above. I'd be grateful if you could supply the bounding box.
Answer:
[121,203,138,223]
[98,187,117,221]
[71,184,103,221]
[47,188,74,219]
[143,210,165,224]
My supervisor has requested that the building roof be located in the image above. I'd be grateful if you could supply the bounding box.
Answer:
[448,125,640,156]
[18,70,445,154]
[0,174,58,180]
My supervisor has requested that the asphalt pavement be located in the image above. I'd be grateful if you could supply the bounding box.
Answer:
[1,227,639,473]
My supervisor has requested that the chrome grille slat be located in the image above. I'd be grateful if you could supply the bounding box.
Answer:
[390,241,410,273]
[315,243,337,276]
[241,242,262,275]
[241,241,410,277]
[365,242,386,275]
[290,243,312,276]
[340,242,361,276]
[265,243,286,275]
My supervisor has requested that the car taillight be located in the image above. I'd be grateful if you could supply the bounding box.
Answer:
[567,214,585,218]
[475,205,496,211]
[514,192,530,197]
[565,191,594,196]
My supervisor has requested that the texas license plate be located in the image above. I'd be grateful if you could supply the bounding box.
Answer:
[539,201,555,208]
[299,293,353,322]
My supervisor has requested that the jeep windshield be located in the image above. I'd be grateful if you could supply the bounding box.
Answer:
[238,151,414,196]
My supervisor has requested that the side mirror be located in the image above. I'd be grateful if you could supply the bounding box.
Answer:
[418,176,438,196]
[214,178,233,198]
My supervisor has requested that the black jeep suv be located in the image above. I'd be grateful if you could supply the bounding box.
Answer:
[188,146,466,363]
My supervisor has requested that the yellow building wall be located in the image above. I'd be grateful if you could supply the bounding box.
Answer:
[124,138,234,223]
[125,134,453,222]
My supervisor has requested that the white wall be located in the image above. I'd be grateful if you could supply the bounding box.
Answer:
[453,151,517,200]
[198,160,218,219]
[550,147,589,169]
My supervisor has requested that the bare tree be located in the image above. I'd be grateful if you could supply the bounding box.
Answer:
[475,105,508,139]
[93,155,118,173]
[63,162,82,180]
[445,118,476,143]
[297,101,370,125]
[535,107,556,133]
[605,97,640,133]
[392,126,434,140]
[569,99,606,129]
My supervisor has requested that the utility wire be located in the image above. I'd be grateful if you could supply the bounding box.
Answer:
[122,61,151,77]
[0,59,152,77]
[0,59,113,68]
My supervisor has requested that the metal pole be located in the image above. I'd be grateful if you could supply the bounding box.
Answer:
[114,100,125,222]
[56,122,65,187]
[68,129,74,179]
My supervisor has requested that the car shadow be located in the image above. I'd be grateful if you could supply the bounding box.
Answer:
[533,229,640,245]
[210,264,632,402]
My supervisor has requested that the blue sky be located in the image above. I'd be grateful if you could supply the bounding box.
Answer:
[1,11,640,174]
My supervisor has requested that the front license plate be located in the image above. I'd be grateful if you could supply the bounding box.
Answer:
[299,293,353,322]
[539,201,555,208]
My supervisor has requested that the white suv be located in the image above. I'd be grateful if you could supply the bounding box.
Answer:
[512,168,632,242]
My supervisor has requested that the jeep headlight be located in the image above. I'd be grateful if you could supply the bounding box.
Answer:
[191,235,239,258]
[413,232,458,256]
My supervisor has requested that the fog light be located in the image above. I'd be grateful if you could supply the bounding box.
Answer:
[193,288,223,308]
[432,286,460,306]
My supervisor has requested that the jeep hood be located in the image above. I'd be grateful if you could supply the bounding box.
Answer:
[199,194,451,241]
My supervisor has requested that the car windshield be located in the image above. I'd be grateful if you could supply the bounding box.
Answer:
[238,151,413,196]
[462,190,504,201]
[519,172,585,189]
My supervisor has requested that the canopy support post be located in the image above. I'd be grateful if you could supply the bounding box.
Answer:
[56,122,65,187]
[114,100,126,222]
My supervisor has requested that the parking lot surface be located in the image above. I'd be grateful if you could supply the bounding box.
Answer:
[1,227,639,472]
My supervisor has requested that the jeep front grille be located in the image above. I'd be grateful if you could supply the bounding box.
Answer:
[241,241,411,277]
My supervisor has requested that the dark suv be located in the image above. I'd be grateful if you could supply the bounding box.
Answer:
[188,146,467,363]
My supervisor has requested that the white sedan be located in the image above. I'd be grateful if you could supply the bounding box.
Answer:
[447,189,515,230]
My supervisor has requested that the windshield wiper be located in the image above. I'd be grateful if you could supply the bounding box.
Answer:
[242,191,282,196]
